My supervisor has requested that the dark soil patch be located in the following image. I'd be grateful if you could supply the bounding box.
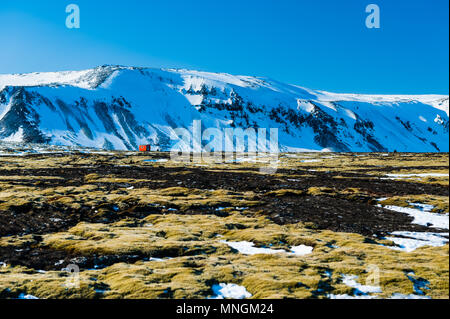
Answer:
[0,153,448,244]
[0,202,159,237]
[0,242,216,271]
[247,194,435,237]
[0,244,146,271]
[0,164,448,197]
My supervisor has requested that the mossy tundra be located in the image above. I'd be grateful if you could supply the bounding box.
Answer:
[0,151,448,299]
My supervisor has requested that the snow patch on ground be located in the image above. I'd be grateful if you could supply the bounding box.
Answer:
[379,205,449,230]
[327,294,378,299]
[390,293,431,299]
[342,274,382,294]
[209,283,252,299]
[17,293,39,299]
[290,245,314,256]
[378,202,449,252]
[221,240,313,256]
[148,257,173,262]
[143,159,169,163]
[385,231,449,252]
[327,274,381,299]
[385,173,448,179]
[326,273,429,299]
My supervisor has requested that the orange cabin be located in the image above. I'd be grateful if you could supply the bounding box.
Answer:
[139,145,151,152]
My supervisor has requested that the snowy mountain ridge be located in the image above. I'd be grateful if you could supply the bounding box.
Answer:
[0,65,448,152]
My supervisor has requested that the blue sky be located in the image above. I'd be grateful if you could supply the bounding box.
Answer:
[0,0,448,94]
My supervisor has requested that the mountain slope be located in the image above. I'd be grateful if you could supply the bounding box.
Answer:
[0,65,448,152]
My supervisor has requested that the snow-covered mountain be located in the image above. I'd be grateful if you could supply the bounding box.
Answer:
[0,65,448,152]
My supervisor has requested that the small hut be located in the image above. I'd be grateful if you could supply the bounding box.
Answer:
[139,145,151,152]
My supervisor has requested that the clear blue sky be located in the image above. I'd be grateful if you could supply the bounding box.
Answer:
[0,0,448,94]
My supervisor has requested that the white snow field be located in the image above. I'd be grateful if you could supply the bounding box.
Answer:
[0,65,448,152]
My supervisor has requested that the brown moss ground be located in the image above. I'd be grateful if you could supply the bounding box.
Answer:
[1,213,448,299]
[0,151,448,299]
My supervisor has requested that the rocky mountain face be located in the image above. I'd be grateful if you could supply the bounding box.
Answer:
[0,65,448,152]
